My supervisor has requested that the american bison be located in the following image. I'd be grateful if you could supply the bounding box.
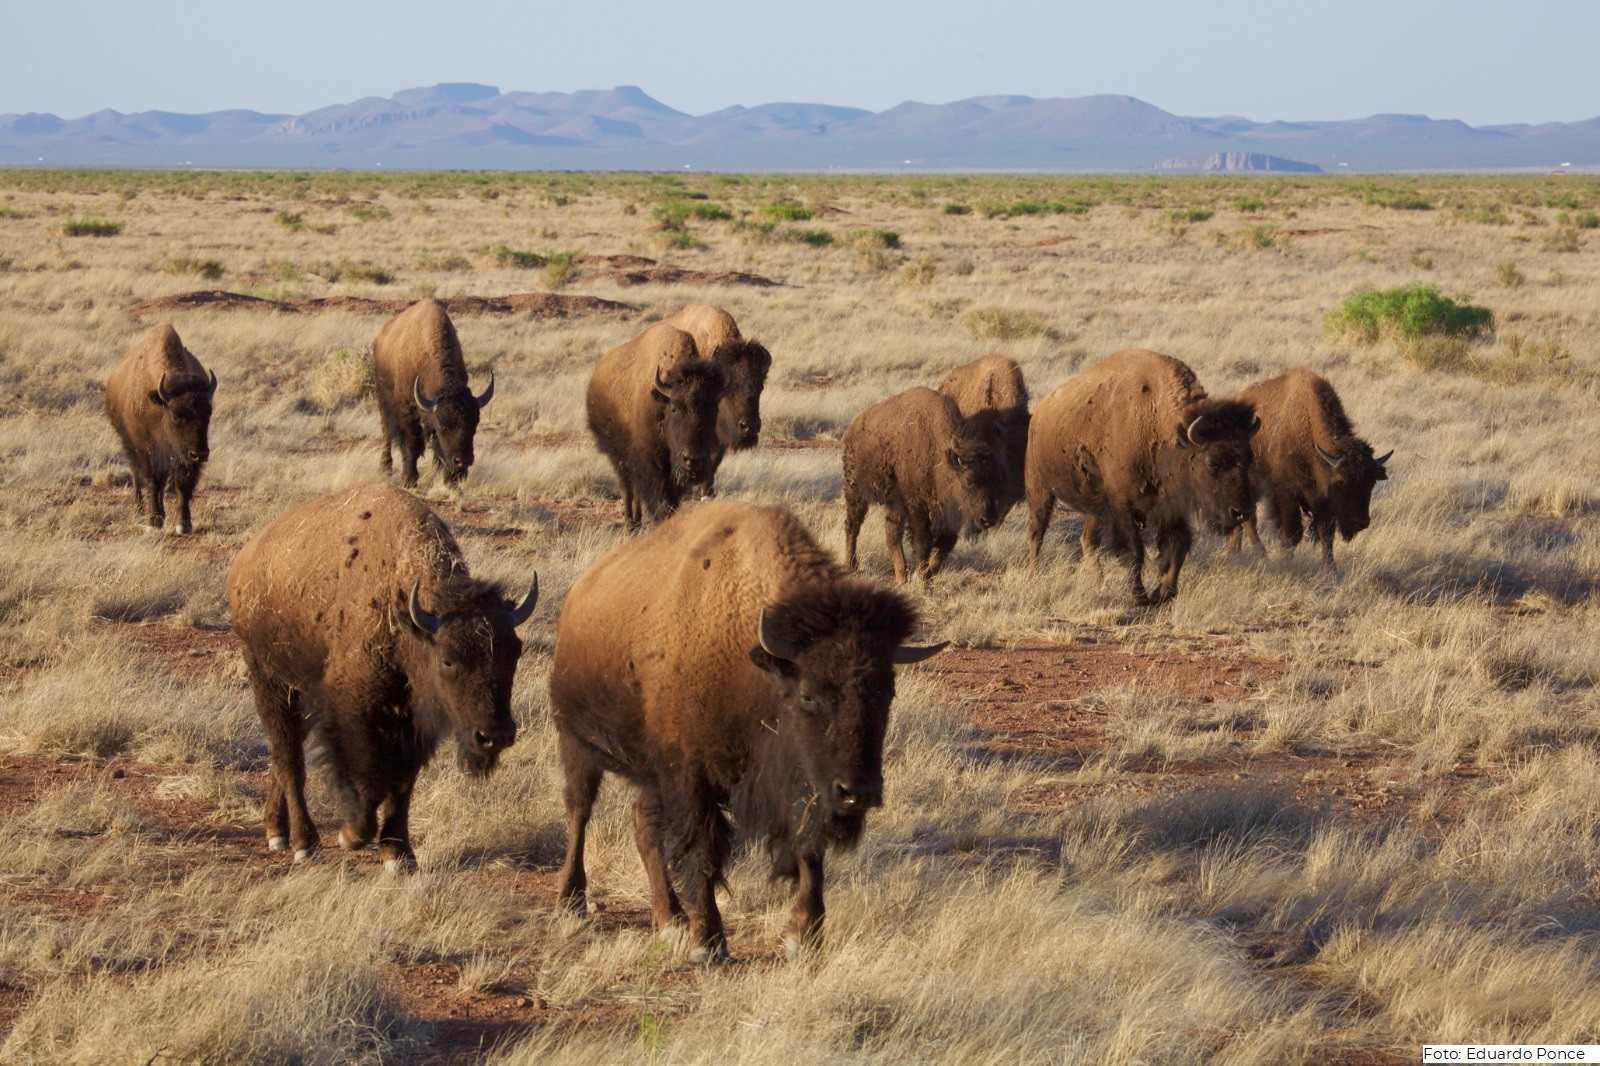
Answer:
[1226,367,1391,566]
[549,499,946,961]
[587,321,726,529]
[372,299,494,488]
[226,482,537,871]
[938,352,1031,519]
[1025,348,1257,606]
[104,323,217,534]
[842,387,1004,584]
[664,303,773,494]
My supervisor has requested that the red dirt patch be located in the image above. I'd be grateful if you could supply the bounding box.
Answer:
[125,291,636,318]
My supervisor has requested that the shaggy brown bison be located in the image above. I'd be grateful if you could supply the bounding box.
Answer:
[842,387,1004,584]
[1226,367,1391,566]
[226,482,537,871]
[664,303,773,493]
[104,323,216,534]
[372,299,494,488]
[586,321,726,529]
[549,499,945,961]
[1026,348,1257,606]
[938,352,1031,519]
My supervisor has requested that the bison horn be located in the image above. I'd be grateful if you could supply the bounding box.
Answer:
[413,377,440,413]
[1316,444,1345,469]
[473,369,494,409]
[408,580,442,635]
[1181,415,1208,447]
[892,640,950,666]
[205,367,217,395]
[1375,449,1393,467]
[156,372,176,404]
[507,573,538,627]
[757,607,803,662]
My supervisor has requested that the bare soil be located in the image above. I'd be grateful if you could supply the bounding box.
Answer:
[125,290,637,318]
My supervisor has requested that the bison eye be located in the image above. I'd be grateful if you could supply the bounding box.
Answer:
[440,658,457,674]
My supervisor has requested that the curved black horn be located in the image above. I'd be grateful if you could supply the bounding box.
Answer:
[205,367,217,395]
[757,607,802,662]
[1375,449,1393,466]
[156,372,176,404]
[893,640,950,665]
[408,580,442,635]
[473,369,494,409]
[507,573,538,627]
[413,377,440,413]
[1316,444,1345,469]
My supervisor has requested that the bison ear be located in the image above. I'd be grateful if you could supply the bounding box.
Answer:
[748,645,798,679]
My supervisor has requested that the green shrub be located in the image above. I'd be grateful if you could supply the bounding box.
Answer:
[1324,283,1494,344]
[977,199,1093,219]
[273,210,304,232]
[164,255,224,280]
[342,202,391,222]
[782,227,833,247]
[1233,224,1278,249]
[1231,196,1267,213]
[1172,207,1214,223]
[761,202,813,221]
[845,228,900,249]
[539,250,581,290]
[1574,211,1599,229]
[901,255,937,287]
[482,243,545,269]
[59,217,121,237]
[943,203,972,215]
[962,307,1060,341]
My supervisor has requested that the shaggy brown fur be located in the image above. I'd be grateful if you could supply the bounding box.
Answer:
[664,304,773,470]
[842,387,1004,584]
[1227,368,1390,566]
[103,323,216,534]
[372,299,493,487]
[1026,348,1257,606]
[586,321,726,529]
[226,483,536,870]
[938,353,1031,520]
[548,499,944,961]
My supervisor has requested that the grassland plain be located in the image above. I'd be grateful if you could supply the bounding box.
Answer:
[0,170,1597,1063]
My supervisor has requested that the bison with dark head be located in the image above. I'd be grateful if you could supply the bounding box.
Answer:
[104,323,217,534]
[1227,367,1390,567]
[586,321,727,530]
[549,499,945,961]
[938,352,1032,520]
[373,299,493,488]
[665,303,772,494]
[842,386,1004,583]
[227,483,537,871]
[1026,348,1257,606]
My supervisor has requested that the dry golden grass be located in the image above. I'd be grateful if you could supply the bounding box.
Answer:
[0,171,1598,1062]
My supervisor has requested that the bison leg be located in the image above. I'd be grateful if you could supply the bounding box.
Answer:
[1308,507,1337,569]
[1026,489,1056,568]
[669,777,730,964]
[632,789,686,931]
[144,469,168,530]
[925,529,958,579]
[377,401,397,475]
[883,510,909,585]
[842,489,868,572]
[1274,496,1306,552]
[1108,518,1153,605]
[1151,520,1193,605]
[784,849,826,959]
[1226,516,1265,554]
[173,466,201,535]
[246,663,318,860]
[397,418,426,488]
[376,782,418,874]
[556,732,603,913]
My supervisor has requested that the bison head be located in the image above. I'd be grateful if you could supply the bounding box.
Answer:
[1167,399,1258,534]
[148,369,216,467]
[403,573,537,775]
[1316,440,1392,540]
[413,372,492,485]
[939,418,1007,535]
[711,340,772,451]
[652,361,727,488]
[746,591,945,847]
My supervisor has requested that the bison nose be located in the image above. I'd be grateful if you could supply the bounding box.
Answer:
[832,779,882,812]
[473,727,516,752]
[1228,507,1250,526]
[680,452,703,473]
[189,448,208,463]
[738,419,758,440]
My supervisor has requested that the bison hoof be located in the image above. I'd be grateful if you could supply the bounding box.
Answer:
[292,847,317,864]
[383,856,418,876]
[172,522,193,535]
[783,933,803,960]
[688,942,730,966]
[267,835,289,852]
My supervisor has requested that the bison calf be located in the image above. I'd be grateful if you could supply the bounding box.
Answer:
[373,298,494,488]
[1228,367,1391,567]
[842,387,1004,584]
[938,352,1031,520]
[104,323,216,534]
[227,483,537,871]
[550,499,945,961]
[586,321,726,529]
[1026,348,1257,606]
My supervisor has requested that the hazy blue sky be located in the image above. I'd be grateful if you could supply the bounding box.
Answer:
[4,0,1594,125]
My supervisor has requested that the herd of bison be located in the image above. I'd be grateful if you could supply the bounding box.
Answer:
[102,296,1390,961]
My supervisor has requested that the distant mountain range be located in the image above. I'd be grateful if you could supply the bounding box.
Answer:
[3,83,1597,172]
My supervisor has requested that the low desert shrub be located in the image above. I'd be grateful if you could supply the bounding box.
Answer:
[308,347,373,411]
[59,217,121,237]
[962,307,1059,341]
[761,202,813,222]
[1324,283,1493,344]
[163,255,224,280]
